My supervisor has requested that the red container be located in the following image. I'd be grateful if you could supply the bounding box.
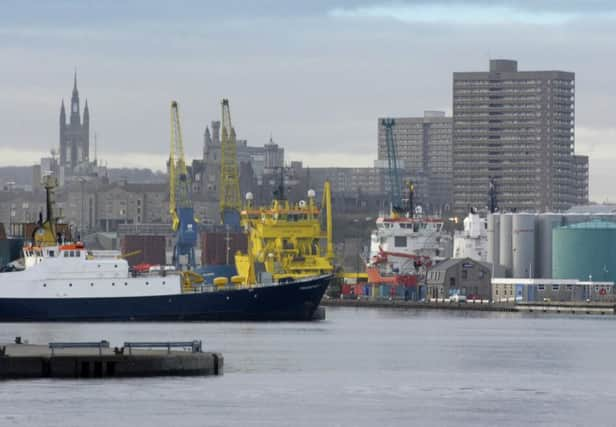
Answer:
[121,235,166,267]
[341,284,352,295]
[201,231,248,266]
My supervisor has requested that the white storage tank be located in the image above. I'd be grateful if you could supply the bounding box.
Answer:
[534,213,563,279]
[487,213,500,266]
[499,213,513,275]
[512,213,535,278]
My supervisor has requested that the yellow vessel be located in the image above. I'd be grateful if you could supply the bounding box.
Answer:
[235,181,334,285]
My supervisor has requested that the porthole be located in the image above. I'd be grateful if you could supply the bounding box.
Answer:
[111,283,115,286]
[124,282,127,286]
[162,281,166,285]
[90,283,94,287]
[69,283,72,287]
[114,264,118,268]
[145,281,149,285]
[43,283,47,287]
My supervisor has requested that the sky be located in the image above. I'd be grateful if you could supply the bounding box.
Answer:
[1,0,615,201]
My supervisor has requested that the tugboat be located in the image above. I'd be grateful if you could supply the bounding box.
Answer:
[0,176,330,321]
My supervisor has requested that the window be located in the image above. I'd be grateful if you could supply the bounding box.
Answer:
[394,236,406,247]
[64,251,69,258]
[75,251,80,257]
[462,270,468,280]
[552,285,559,291]
[538,285,545,291]
[49,251,55,257]
[70,251,75,257]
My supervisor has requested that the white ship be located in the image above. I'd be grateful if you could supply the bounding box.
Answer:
[368,208,453,277]
[453,209,488,261]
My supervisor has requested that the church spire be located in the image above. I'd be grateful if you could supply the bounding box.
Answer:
[70,71,80,124]
[60,99,66,123]
[83,99,89,122]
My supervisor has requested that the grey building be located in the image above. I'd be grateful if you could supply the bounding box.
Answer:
[492,278,614,303]
[426,257,492,300]
[452,59,588,215]
[59,73,90,177]
[377,111,453,213]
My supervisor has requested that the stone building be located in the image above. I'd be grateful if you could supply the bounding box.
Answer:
[426,257,492,300]
[59,73,90,177]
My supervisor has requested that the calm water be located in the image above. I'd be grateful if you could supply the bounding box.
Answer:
[1,307,616,426]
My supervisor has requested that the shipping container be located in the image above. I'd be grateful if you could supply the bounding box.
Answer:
[120,235,166,267]
[200,231,248,266]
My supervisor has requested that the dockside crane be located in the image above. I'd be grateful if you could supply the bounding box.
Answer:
[169,101,197,270]
[219,99,241,229]
[381,118,404,214]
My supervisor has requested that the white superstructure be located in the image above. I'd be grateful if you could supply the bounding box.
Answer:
[369,214,452,275]
[0,243,181,299]
[453,210,488,261]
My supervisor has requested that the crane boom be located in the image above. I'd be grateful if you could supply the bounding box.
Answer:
[169,101,197,269]
[382,118,402,213]
[219,99,241,227]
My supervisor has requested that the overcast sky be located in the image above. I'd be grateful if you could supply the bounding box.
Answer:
[1,1,615,201]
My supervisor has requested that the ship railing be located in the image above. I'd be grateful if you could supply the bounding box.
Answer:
[123,340,202,355]
[49,340,110,356]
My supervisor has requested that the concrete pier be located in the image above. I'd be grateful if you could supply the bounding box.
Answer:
[321,298,616,315]
[0,340,223,379]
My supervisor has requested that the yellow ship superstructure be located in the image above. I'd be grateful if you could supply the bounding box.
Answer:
[235,181,334,285]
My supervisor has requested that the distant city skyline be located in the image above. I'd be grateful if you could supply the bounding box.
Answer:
[1,1,616,201]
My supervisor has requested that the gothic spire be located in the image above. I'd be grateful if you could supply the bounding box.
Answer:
[84,99,89,121]
[60,99,66,123]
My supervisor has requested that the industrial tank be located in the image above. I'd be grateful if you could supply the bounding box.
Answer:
[534,214,563,279]
[553,220,616,282]
[498,213,513,275]
[512,214,535,278]
[487,213,500,266]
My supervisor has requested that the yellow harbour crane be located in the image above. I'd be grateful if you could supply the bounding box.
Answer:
[169,101,198,269]
[219,99,241,228]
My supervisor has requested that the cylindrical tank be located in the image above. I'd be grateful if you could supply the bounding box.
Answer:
[534,213,563,278]
[553,220,616,282]
[498,213,513,275]
[563,213,591,227]
[487,213,500,266]
[512,214,535,278]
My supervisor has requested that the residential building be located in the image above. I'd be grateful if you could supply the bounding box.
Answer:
[452,59,588,215]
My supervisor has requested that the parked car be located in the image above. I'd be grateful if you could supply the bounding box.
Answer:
[449,294,467,303]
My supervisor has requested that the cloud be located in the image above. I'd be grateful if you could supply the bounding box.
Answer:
[328,2,616,25]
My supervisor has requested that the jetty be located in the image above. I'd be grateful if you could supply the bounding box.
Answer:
[0,338,223,379]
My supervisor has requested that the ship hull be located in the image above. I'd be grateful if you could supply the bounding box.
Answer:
[0,275,331,322]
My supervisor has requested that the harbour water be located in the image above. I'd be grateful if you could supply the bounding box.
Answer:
[2,307,616,426]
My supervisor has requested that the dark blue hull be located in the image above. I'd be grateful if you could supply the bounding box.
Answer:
[0,275,331,322]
